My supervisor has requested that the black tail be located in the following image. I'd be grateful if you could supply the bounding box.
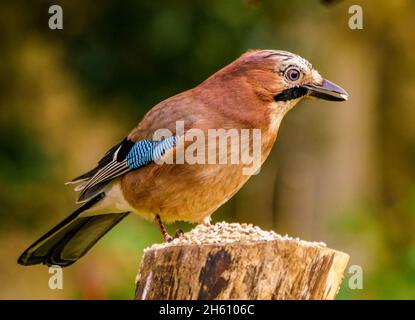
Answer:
[18,192,129,267]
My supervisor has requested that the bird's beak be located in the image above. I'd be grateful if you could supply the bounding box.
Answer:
[302,79,348,102]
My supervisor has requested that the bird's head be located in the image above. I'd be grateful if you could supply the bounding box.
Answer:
[221,49,348,116]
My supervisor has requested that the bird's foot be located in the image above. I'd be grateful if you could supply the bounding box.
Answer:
[163,229,183,242]
[154,214,184,243]
[174,228,184,239]
[163,233,173,243]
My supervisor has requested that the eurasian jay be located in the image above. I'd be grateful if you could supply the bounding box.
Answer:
[18,49,348,267]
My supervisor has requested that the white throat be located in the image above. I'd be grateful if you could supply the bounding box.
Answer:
[268,98,303,132]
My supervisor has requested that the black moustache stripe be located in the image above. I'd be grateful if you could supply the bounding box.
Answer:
[274,87,308,102]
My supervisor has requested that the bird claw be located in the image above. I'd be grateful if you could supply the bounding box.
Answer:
[164,234,174,242]
[163,229,183,243]
[174,229,184,238]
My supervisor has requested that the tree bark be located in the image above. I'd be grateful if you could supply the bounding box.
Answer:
[135,238,349,300]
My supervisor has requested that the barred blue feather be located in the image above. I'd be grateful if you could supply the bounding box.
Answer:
[127,136,177,169]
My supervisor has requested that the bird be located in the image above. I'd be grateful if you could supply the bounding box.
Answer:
[18,49,348,267]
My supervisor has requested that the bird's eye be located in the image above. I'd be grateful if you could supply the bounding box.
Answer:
[285,67,301,82]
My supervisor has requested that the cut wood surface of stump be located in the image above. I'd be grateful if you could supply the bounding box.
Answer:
[135,222,350,300]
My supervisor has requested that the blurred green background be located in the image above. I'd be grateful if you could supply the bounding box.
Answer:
[1,0,414,299]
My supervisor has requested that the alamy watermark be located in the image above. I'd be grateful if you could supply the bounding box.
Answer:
[48,5,63,30]
[349,5,363,30]
[348,264,364,290]
[152,121,262,176]
[48,265,63,290]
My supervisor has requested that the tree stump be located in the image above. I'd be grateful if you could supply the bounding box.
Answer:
[135,222,350,300]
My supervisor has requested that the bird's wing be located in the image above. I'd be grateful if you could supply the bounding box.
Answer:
[67,136,177,203]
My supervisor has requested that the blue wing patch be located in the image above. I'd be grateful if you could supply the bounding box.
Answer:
[127,136,177,169]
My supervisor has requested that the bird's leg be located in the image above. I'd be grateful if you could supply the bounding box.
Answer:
[154,214,173,242]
